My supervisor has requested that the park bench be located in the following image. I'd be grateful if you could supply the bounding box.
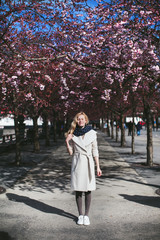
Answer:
[0,128,43,152]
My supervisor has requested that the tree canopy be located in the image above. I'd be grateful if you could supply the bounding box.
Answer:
[0,0,160,121]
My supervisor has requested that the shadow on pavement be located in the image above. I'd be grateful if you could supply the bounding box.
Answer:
[120,194,160,208]
[0,231,14,240]
[6,193,77,222]
[15,155,72,193]
[97,174,160,189]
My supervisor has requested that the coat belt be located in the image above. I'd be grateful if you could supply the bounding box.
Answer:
[74,151,92,182]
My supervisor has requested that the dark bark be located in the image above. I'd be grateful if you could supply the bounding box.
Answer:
[120,113,125,147]
[146,107,153,166]
[107,116,110,137]
[131,110,135,154]
[111,113,114,139]
[52,111,57,142]
[116,118,119,142]
[53,119,57,142]
[42,114,50,146]
[101,118,104,132]
[14,114,21,165]
[33,115,40,152]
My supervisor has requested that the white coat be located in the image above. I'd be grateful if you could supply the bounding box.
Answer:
[70,129,99,192]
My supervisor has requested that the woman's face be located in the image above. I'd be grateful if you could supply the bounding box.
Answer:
[77,114,86,128]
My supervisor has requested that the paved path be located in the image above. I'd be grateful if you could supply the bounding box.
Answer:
[0,131,160,240]
[108,128,160,188]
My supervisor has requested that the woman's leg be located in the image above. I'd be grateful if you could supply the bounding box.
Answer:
[85,191,91,216]
[75,191,83,215]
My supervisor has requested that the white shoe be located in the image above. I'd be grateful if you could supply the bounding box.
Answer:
[77,215,83,225]
[83,215,90,226]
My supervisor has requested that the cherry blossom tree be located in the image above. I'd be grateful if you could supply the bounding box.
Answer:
[0,0,160,167]
[83,0,160,165]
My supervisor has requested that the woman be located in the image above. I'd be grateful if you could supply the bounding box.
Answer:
[65,112,102,226]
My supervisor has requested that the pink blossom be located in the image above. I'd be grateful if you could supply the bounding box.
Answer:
[128,40,133,48]
[123,95,128,101]
[137,67,142,71]
[146,11,152,15]
[101,96,107,101]
[25,93,34,101]
[12,81,17,87]
[44,75,52,82]
[61,96,67,100]
[16,70,22,76]
[0,59,4,66]
[152,66,159,71]
[140,11,145,15]
[12,76,18,79]
[136,77,141,82]
[137,49,143,54]
[26,93,32,98]
[40,84,45,90]
[132,82,138,92]
[120,21,127,25]
[2,87,7,95]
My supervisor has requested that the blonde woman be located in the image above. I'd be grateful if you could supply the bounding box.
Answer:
[65,112,102,226]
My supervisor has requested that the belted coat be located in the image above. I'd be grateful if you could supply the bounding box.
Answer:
[70,129,99,192]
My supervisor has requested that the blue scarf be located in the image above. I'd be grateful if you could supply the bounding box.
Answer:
[73,125,92,137]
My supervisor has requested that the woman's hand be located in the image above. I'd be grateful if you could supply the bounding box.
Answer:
[94,157,102,177]
[97,167,102,177]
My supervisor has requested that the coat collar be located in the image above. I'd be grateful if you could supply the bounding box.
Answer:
[72,130,97,151]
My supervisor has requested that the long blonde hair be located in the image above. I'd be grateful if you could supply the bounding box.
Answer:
[65,112,89,137]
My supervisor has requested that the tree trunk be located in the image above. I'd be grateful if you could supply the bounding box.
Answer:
[52,111,57,142]
[111,113,114,139]
[33,116,40,152]
[120,113,125,147]
[45,119,50,146]
[116,118,119,142]
[101,118,104,132]
[53,118,57,142]
[65,116,70,133]
[14,114,21,166]
[43,114,50,146]
[107,116,110,137]
[131,110,135,154]
[146,107,153,166]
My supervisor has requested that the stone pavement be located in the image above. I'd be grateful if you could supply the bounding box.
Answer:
[107,128,160,191]
[0,131,160,240]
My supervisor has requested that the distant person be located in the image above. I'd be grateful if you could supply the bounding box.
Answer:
[103,122,107,133]
[127,121,133,136]
[136,122,142,136]
[65,112,102,226]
